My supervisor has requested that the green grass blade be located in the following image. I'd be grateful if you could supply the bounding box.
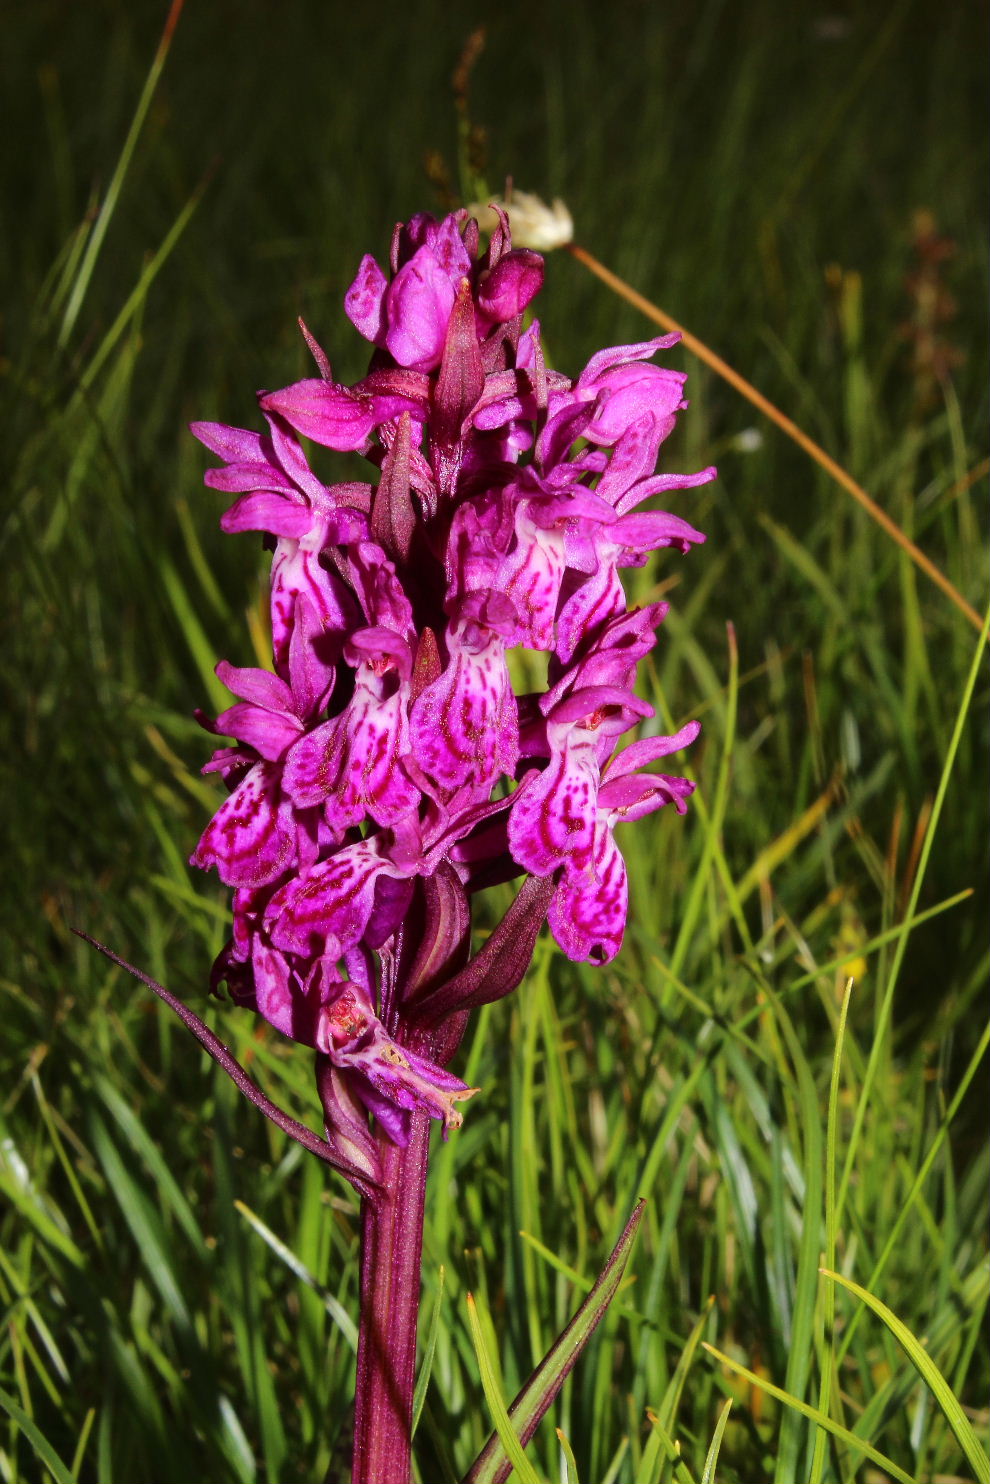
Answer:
[69,1407,97,1481]
[555,1426,581,1483]
[95,1076,209,1259]
[70,184,205,403]
[464,1202,645,1484]
[839,1017,990,1366]
[87,1109,193,1332]
[808,978,854,1484]
[669,623,739,977]
[655,1297,716,1435]
[821,1269,990,1484]
[464,1291,545,1484]
[837,608,990,1225]
[234,1199,358,1352]
[699,1400,732,1484]
[0,1385,77,1484]
[702,1343,916,1484]
[413,1265,446,1437]
[57,0,186,346]
[0,1155,85,1269]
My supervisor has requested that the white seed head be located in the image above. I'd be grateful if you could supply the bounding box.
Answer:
[467,191,574,251]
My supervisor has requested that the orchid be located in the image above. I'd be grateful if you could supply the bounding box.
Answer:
[183,207,713,1483]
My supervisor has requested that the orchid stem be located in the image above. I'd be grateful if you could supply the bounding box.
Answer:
[351,1112,431,1484]
[565,241,984,634]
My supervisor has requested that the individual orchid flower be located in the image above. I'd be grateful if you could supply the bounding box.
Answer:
[548,721,700,963]
[283,626,420,830]
[507,684,653,882]
[408,591,519,795]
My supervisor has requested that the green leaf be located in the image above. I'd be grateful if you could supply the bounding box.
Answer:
[555,1426,581,1483]
[655,1296,716,1435]
[465,1291,545,1484]
[234,1199,358,1352]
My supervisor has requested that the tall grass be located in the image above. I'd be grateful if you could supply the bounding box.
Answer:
[2,2,987,1480]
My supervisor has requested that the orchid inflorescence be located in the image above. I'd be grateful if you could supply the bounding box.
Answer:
[189,207,713,1191]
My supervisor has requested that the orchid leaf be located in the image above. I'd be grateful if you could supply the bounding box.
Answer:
[417,873,556,1025]
[463,1200,645,1484]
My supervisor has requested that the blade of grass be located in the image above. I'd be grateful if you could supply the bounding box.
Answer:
[69,181,207,405]
[555,1427,580,1484]
[771,996,825,1484]
[565,242,984,633]
[87,1108,193,1332]
[639,1410,698,1484]
[821,1270,990,1484]
[234,1199,358,1353]
[808,979,854,1484]
[655,1297,717,1437]
[778,888,973,1000]
[836,609,990,1225]
[413,1265,446,1437]
[69,1407,97,1481]
[702,1343,916,1484]
[58,0,187,346]
[464,1202,645,1484]
[699,1400,732,1484]
[0,1158,85,1270]
[669,623,739,977]
[0,1385,77,1484]
[464,1291,545,1484]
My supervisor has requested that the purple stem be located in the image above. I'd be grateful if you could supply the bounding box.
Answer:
[351,1110,431,1484]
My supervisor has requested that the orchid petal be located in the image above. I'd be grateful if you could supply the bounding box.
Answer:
[549,827,628,964]
[265,841,403,959]
[260,380,375,451]
[191,762,296,888]
[344,253,388,342]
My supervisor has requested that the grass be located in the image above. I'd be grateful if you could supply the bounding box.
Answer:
[2,1,987,1480]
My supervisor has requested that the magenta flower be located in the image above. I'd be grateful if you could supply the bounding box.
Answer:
[190,207,713,1175]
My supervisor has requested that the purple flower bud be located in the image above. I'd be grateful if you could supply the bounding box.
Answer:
[382,247,458,372]
[476,248,544,323]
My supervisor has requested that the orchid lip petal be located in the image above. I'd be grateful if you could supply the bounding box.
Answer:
[191,762,296,888]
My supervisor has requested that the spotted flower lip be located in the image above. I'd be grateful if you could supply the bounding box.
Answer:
[192,205,711,1150]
